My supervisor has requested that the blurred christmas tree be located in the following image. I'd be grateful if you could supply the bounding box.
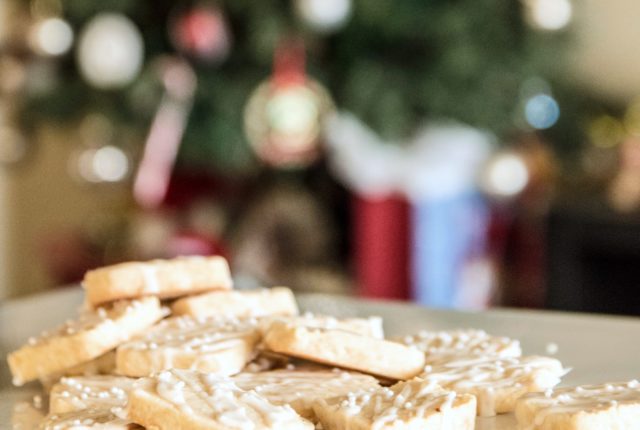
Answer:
[15,0,598,176]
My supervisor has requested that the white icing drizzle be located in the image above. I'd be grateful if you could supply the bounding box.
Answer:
[399,329,521,364]
[40,408,135,429]
[23,298,158,348]
[139,265,160,293]
[261,314,384,338]
[232,369,379,416]
[518,380,640,430]
[317,378,466,430]
[119,315,259,354]
[150,369,310,429]
[418,355,567,416]
[50,376,135,414]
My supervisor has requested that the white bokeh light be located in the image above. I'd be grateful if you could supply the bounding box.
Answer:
[482,152,529,197]
[77,13,144,89]
[78,146,129,183]
[32,18,74,56]
[296,0,352,32]
[527,0,572,31]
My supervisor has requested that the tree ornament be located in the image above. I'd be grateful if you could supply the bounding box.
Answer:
[169,4,231,64]
[244,40,333,169]
[133,57,197,209]
[77,13,144,89]
[295,0,352,33]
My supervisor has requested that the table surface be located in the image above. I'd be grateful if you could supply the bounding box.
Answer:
[2,287,640,429]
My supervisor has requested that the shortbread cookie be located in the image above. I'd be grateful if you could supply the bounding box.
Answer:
[313,378,476,430]
[172,287,299,319]
[243,351,291,372]
[40,350,117,391]
[12,401,45,430]
[515,380,640,430]
[260,313,384,339]
[127,369,314,430]
[83,256,232,307]
[418,355,567,416]
[263,321,425,380]
[232,369,380,420]
[40,409,140,429]
[8,297,165,386]
[116,315,260,377]
[399,329,521,364]
[49,375,136,414]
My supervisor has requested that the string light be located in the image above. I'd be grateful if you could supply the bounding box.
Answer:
[525,0,572,31]
[296,0,352,33]
[30,17,74,56]
[481,152,530,198]
[77,145,129,183]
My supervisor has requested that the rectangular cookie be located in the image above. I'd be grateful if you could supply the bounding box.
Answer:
[232,368,380,420]
[7,297,166,386]
[515,380,640,430]
[398,329,521,364]
[127,368,314,430]
[171,287,299,319]
[263,321,425,380]
[40,350,117,391]
[49,375,136,414]
[418,355,568,416]
[313,378,476,430]
[260,313,384,339]
[40,409,140,430]
[116,315,260,377]
[83,255,232,307]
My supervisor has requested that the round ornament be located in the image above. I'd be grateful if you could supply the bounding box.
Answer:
[244,78,333,168]
[77,13,144,89]
[169,4,231,64]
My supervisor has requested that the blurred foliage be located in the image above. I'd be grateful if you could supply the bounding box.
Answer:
[21,0,598,173]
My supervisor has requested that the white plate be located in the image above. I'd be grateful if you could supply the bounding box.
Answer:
[2,287,640,428]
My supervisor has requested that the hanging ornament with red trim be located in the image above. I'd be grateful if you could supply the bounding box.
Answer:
[169,3,231,65]
[244,39,334,169]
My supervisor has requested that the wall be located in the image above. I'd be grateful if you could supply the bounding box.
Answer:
[5,125,129,298]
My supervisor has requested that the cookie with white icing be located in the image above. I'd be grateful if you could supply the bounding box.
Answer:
[127,369,314,430]
[83,256,232,307]
[418,355,568,417]
[116,315,260,377]
[49,375,136,414]
[263,321,425,380]
[515,380,640,430]
[260,313,384,339]
[398,329,521,364]
[232,368,380,420]
[172,287,298,319]
[8,297,166,386]
[313,378,476,430]
[40,409,140,430]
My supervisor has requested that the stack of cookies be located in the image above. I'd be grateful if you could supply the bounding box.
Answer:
[6,255,640,430]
